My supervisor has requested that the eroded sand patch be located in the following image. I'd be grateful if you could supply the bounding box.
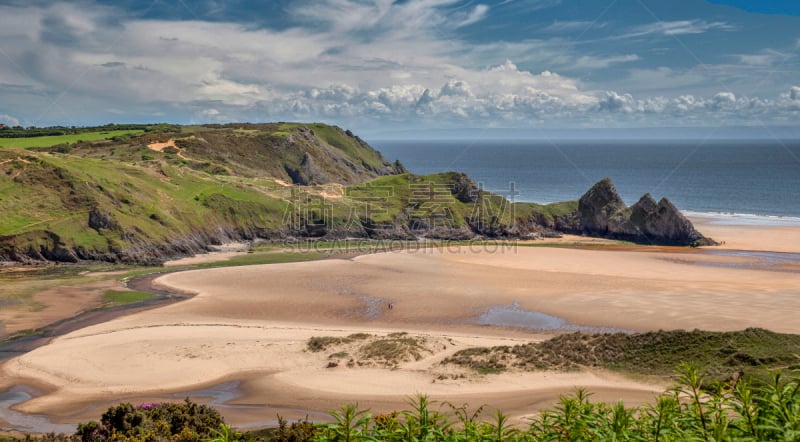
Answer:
[147,139,188,160]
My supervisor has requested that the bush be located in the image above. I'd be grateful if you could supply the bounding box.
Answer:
[75,399,225,441]
[50,143,73,154]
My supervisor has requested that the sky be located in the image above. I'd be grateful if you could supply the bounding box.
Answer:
[0,0,799,135]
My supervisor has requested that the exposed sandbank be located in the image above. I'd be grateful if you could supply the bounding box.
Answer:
[1,220,798,429]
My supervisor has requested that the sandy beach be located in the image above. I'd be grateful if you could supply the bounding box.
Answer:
[1,218,799,429]
[691,216,800,254]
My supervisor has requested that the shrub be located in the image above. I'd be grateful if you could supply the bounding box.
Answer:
[307,336,352,352]
[75,399,224,441]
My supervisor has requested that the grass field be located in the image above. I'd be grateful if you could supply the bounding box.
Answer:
[102,290,155,306]
[0,130,144,148]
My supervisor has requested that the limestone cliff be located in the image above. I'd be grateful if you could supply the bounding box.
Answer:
[576,178,714,246]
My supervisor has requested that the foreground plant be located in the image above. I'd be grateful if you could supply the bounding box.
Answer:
[74,398,224,441]
[61,363,800,441]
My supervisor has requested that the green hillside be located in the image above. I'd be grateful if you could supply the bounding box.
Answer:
[0,123,574,264]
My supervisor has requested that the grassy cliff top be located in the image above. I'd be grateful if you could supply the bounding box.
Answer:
[0,123,575,264]
[2,123,402,184]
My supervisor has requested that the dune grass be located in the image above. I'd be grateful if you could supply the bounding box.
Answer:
[444,328,800,385]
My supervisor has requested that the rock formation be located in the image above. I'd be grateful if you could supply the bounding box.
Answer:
[577,178,715,246]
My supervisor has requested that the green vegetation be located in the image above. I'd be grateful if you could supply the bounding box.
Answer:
[116,267,173,280]
[359,333,432,366]
[4,364,798,441]
[308,336,356,352]
[0,130,146,148]
[277,122,389,171]
[307,333,372,352]
[308,333,437,369]
[0,122,582,265]
[0,264,129,318]
[102,290,155,306]
[0,123,175,138]
[0,123,178,148]
[444,329,800,384]
[304,366,800,441]
[194,251,324,269]
[0,327,43,344]
[72,399,225,441]
[513,199,579,227]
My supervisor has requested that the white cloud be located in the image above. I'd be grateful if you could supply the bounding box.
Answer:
[253,60,599,126]
[289,0,397,33]
[541,20,604,33]
[197,108,229,122]
[674,95,698,112]
[586,90,800,128]
[255,82,800,130]
[624,20,734,38]
[288,0,478,35]
[456,4,489,28]
[734,49,791,66]
[439,80,474,98]
[572,54,639,69]
[0,1,797,130]
[0,114,20,126]
[597,92,636,113]
[714,91,736,104]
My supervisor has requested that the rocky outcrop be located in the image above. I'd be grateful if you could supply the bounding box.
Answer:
[284,152,332,185]
[578,178,628,234]
[577,178,715,246]
[88,209,117,231]
[450,172,480,203]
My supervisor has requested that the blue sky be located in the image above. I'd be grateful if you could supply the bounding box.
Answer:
[0,0,798,134]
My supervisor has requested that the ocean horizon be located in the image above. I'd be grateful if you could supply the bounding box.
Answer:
[372,139,800,222]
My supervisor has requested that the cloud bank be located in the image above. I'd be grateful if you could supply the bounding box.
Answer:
[0,0,798,131]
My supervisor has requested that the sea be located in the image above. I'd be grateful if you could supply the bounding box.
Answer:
[372,139,800,223]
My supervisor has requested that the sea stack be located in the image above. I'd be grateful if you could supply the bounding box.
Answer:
[578,178,715,246]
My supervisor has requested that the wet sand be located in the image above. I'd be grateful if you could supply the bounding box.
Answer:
[0,279,121,341]
[0,272,189,364]
[1,220,799,430]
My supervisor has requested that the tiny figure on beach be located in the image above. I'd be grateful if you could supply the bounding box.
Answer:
[388,302,394,310]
